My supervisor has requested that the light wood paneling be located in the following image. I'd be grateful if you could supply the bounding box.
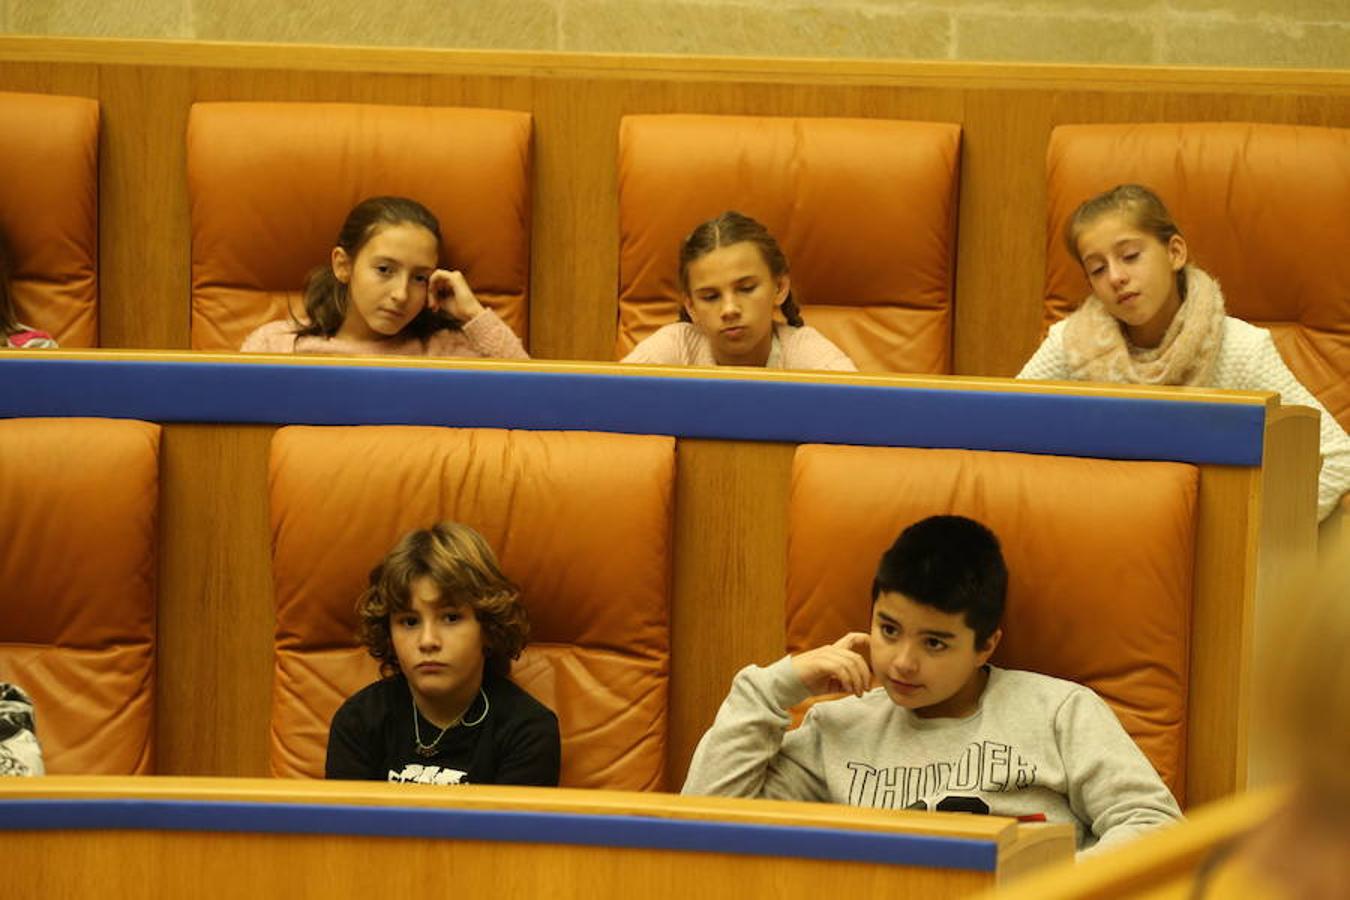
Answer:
[951,85,1052,376]
[15,830,1070,898]
[1246,406,1320,785]
[0,37,1344,368]
[1319,498,1348,558]
[1186,462,1262,804]
[0,55,98,97]
[529,76,624,363]
[156,423,275,776]
[983,787,1286,900]
[3,777,1072,899]
[668,439,794,786]
[9,826,988,900]
[4,775,1026,837]
[97,65,194,348]
[1186,407,1320,803]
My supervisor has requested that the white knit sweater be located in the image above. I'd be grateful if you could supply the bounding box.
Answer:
[1019,316,1350,521]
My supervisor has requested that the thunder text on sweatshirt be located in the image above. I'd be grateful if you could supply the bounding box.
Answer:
[683,658,1182,855]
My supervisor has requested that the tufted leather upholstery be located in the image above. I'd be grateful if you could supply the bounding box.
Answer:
[0,92,99,347]
[187,102,533,352]
[616,114,961,374]
[267,426,674,789]
[786,444,1197,804]
[0,417,159,773]
[1044,122,1350,433]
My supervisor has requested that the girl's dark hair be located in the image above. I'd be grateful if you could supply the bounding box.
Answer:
[294,196,462,339]
[356,522,529,679]
[676,211,804,327]
[0,225,19,335]
[1065,184,1188,301]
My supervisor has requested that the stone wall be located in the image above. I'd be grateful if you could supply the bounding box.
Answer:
[3,0,1347,68]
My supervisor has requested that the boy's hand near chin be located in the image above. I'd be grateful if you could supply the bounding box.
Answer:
[791,632,872,697]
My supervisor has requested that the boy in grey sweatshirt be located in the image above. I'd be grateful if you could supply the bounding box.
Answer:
[682,515,1182,855]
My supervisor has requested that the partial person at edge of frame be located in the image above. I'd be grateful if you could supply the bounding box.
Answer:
[0,226,58,349]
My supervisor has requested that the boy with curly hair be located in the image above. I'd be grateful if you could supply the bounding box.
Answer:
[326,522,560,786]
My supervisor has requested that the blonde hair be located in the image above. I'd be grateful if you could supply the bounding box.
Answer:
[1267,545,1350,796]
[356,522,529,678]
[1064,184,1187,300]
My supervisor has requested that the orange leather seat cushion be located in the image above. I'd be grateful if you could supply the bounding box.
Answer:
[0,417,159,773]
[1045,123,1350,431]
[268,426,674,789]
[0,92,99,347]
[617,114,961,374]
[786,445,1196,804]
[188,102,533,351]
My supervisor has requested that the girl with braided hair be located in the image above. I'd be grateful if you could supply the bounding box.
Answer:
[623,211,856,371]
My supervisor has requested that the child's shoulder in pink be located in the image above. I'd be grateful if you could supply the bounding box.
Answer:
[775,323,857,372]
[239,319,300,353]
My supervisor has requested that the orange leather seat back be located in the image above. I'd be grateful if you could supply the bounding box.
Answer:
[1045,123,1350,431]
[786,445,1196,804]
[187,102,533,351]
[616,114,961,373]
[268,426,674,789]
[0,417,159,773]
[0,92,99,347]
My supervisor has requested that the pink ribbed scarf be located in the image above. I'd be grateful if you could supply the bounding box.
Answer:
[1061,266,1227,386]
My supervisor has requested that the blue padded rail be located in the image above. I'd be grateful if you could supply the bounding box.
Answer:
[0,798,998,870]
[0,358,1266,465]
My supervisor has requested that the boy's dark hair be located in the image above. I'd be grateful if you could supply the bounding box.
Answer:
[294,195,463,340]
[676,210,805,327]
[356,522,529,679]
[871,515,1007,648]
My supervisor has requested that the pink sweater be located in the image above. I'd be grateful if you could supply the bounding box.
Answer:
[622,322,856,372]
[240,309,528,359]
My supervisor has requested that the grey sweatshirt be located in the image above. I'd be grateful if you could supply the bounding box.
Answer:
[682,658,1182,855]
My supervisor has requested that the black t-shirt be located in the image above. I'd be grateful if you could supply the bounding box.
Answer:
[325,673,561,786]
